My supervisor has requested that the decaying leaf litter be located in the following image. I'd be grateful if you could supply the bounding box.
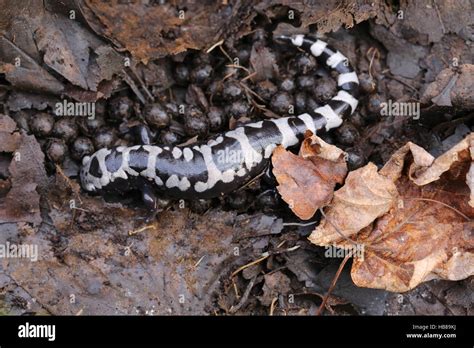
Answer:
[0,0,473,315]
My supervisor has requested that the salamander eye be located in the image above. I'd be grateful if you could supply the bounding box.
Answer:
[82,155,91,166]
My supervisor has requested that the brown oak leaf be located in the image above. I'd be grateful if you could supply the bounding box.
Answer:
[272,134,347,220]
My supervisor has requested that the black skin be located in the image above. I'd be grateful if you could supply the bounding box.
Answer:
[89,37,359,220]
[133,124,162,222]
[121,124,277,221]
[134,124,156,146]
[96,124,163,221]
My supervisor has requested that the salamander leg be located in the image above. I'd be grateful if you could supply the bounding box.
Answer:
[138,181,160,222]
[133,124,156,145]
[262,163,277,188]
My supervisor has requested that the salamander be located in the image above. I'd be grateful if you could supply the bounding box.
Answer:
[80,34,359,209]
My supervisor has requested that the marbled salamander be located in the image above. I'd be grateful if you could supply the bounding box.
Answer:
[80,34,359,207]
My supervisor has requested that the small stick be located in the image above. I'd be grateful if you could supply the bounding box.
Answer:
[433,0,446,34]
[232,278,240,299]
[229,275,257,314]
[219,45,234,64]
[193,255,206,268]
[241,71,257,82]
[128,224,155,236]
[316,252,352,315]
[269,297,278,315]
[206,39,225,53]
[231,253,269,277]
[226,64,251,75]
[240,83,265,103]
[282,221,317,227]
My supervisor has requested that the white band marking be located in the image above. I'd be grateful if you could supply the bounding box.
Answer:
[326,51,347,69]
[271,117,299,148]
[310,40,327,57]
[332,90,358,113]
[338,71,359,86]
[141,145,163,186]
[315,105,343,130]
[291,34,304,46]
[225,127,263,170]
[297,113,316,134]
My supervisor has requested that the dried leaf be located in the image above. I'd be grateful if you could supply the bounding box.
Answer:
[258,272,291,306]
[250,42,279,82]
[309,134,474,292]
[379,141,435,182]
[7,91,59,112]
[35,13,106,91]
[233,214,284,240]
[257,1,378,34]
[421,65,474,109]
[0,3,123,101]
[309,163,398,245]
[83,1,235,64]
[370,24,428,79]
[186,85,209,112]
[0,36,64,94]
[272,134,347,220]
[351,171,473,292]
[0,115,46,225]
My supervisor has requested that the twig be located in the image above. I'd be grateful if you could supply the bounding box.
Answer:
[235,170,265,192]
[386,73,418,93]
[269,297,278,315]
[128,224,155,236]
[206,39,224,53]
[229,275,257,314]
[241,71,257,82]
[433,0,446,34]
[71,207,90,213]
[222,70,236,81]
[366,47,379,81]
[316,253,352,315]
[282,221,317,227]
[319,207,361,249]
[219,45,233,64]
[121,69,146,104]
[240,83,266,103]
[226,64,251,75]
[231,252,269,277]
[231,245,300,278]
[128,65,154,101]
[55,165,82,204]
[406,197,471,221]
[232,278,240,299]
[193,255,206,268]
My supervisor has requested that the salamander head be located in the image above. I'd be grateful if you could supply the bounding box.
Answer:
[80,148,111,192]
[80,155,98,192]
